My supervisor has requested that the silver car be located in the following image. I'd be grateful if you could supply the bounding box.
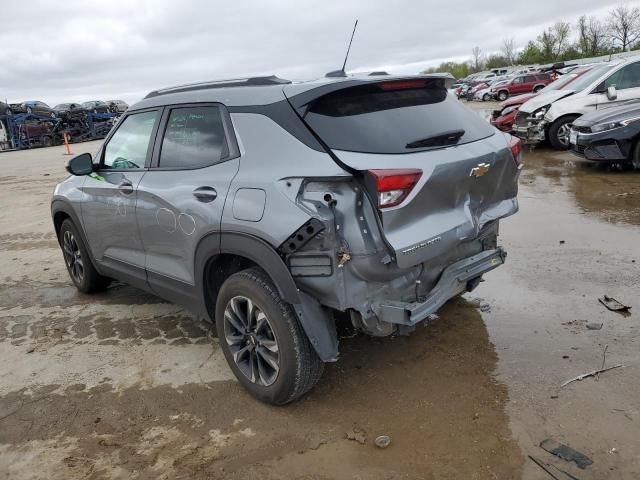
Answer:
[52,74,521,404]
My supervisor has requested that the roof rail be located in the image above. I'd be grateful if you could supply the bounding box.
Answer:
[144,75,292,99]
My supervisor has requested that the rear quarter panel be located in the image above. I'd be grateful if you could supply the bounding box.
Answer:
[222,113,349,247]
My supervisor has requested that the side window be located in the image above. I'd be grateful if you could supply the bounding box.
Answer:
[103,111,158,170]
[158,106,228,169]
[603,68,625,90]
[512,77,523,84]
[617,62,640,89]
[524,75,536,83]
[538,74,550,81]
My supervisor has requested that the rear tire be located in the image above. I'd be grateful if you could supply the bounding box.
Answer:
[548,116,578,150]
[59,219,110,293]
[497,90,509,101]
[631,139,640,169]
[215,268,324,405]
[533,85,544,93]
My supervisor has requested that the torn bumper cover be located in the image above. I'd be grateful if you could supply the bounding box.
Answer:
[372,248,506,326]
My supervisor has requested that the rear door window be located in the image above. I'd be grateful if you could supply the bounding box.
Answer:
[304,81,494,154]
[158,106,229,169]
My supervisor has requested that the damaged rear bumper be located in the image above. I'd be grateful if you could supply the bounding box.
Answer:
[371,248,506,325]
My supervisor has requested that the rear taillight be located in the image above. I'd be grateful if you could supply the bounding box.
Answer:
[509,135,523,167]
[367,169,422,208]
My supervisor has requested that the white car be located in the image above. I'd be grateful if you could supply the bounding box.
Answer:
[514,58,640,149]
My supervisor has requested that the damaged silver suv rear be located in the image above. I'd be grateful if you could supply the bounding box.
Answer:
[52,74,521,404]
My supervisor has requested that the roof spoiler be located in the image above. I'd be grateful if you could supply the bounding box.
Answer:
[284,73,456,114]
[144,75,291,99]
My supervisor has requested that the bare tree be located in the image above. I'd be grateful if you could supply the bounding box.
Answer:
[501,37,517,64]
[471,46,484,72]
[537,30,556,61]
[552,22,571,59]
[588,17,611,55]
[608,4,640,51]
[577,15,590,55]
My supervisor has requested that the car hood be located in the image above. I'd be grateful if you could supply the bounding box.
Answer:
[574,100,640,126]
[501,93,537,108]
[519,89,575,113]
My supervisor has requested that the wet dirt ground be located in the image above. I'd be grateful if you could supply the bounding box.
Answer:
[0,133,638,479]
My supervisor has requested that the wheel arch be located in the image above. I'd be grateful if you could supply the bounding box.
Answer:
[51,199,101,272]
[195,231,339,362]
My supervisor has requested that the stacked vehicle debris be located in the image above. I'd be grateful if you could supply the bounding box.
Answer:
[0,99,127,151]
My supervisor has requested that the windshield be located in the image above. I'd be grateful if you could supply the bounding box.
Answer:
[563,65,616,92]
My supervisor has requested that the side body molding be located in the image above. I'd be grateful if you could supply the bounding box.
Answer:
[195,231,339,362]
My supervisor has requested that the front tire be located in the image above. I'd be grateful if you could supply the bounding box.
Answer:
[497,90,509,101]
[215,268,323,405]
[59,219,110,293]
[483,93,491,102]
[548,116,578,150]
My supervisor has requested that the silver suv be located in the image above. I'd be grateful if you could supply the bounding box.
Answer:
[52,74,521,404]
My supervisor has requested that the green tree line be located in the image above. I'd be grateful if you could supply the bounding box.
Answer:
[423,4,640,77]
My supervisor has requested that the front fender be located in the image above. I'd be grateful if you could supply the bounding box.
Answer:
[51,198,100,272]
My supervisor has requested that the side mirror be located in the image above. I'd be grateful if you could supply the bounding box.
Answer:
[65,153,94,176]
[607,86,618,101]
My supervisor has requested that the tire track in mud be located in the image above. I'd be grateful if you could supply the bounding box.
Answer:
[0,304,210,346]
[0,300,524,480]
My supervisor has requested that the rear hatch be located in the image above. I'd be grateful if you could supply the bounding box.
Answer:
[285,78,520,268]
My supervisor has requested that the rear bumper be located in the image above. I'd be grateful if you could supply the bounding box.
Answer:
[372,248,506,326]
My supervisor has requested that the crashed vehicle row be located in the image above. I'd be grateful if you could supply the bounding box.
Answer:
[491,66,597,133]
[52,73,522,404]
[453,69,555,102]
[0,99,129,150]
[512,57,640,158]
[4,99,128,117]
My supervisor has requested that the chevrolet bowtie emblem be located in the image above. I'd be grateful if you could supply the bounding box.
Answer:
[470,163,490,178]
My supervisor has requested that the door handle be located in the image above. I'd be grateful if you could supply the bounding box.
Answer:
[118,180,134,194]
[193,186,217,203]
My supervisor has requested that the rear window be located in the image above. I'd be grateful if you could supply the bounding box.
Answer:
[304,82,494,154]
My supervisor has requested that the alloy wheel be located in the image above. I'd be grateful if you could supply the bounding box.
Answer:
[557,123,572,147]
[224,296,280,386]
[62,230,84,283]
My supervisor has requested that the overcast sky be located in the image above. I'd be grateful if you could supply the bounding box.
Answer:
[0,0,636,106]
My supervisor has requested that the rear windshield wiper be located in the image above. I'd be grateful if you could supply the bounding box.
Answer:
[406,129,465,149]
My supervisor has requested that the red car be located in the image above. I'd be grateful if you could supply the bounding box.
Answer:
[491,67,594,132]
[491,73,553,101]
